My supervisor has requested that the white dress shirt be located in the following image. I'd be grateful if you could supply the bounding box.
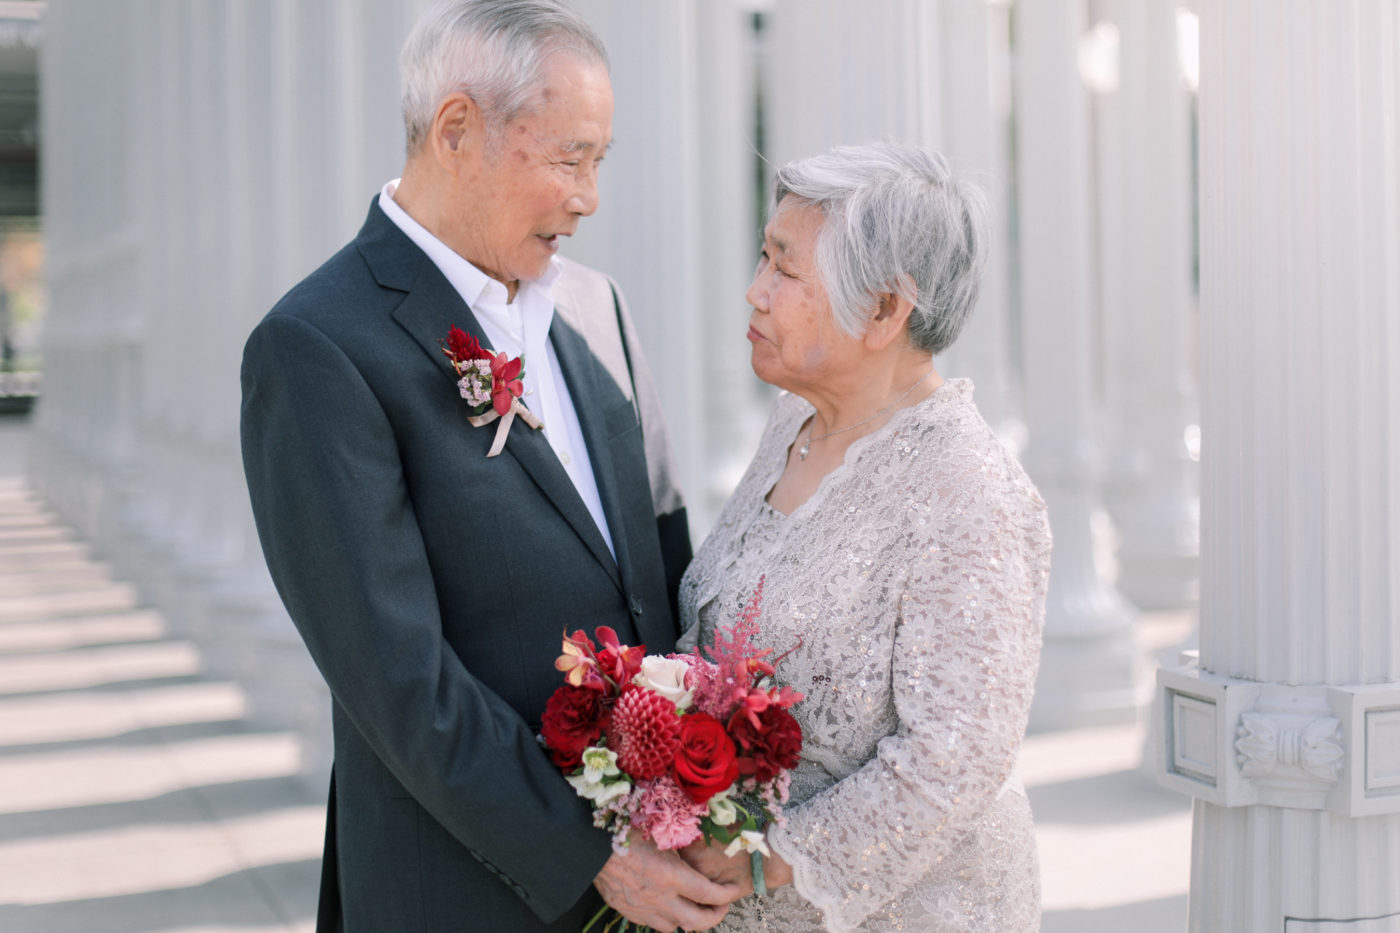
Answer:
[378,180,615,560]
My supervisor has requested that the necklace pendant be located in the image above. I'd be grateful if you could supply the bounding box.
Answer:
[798,442,810,460]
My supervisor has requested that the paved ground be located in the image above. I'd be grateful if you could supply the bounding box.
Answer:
[0,412,1192,932]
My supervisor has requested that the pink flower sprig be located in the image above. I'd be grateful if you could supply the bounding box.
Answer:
[691,578,804,726]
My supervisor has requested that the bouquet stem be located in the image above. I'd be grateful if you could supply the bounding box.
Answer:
[584,902,662,933]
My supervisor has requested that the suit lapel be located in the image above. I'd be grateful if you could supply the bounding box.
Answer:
[365,212,623,595]
[550,316,636,601]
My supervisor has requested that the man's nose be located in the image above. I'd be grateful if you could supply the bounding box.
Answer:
[567,168,599,216]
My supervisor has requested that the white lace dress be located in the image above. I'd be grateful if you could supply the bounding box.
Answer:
[677,379,1051,933]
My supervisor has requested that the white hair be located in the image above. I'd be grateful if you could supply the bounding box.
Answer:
[772,141,990,355]
[400,0,609,156]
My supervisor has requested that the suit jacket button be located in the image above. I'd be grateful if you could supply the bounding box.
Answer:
[629,596,643,617]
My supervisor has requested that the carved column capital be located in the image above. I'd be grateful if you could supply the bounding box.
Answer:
[1234,709,1343,790]
[1154,663,1400,816]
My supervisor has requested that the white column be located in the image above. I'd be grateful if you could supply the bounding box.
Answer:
[690,0,766,536]
[1154,1,1400,928]
[33,0,146,552]
[558,0,707,527]
[1014,0,1142,731]
[933,0,1022,449]
[766,0,939,170]
[1094,0,1200,612]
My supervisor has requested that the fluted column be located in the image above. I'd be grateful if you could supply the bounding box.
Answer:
[1154,1,1400,927]
[765,0,940,170]
[1095,0,1201,612]
[1014,0,1142,730]
[690,0,767,535]
[32,0,146,550]
[934,0,1022,448]
[558,0,707,527]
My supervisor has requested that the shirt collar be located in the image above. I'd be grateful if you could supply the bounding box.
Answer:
[376,178,561,317]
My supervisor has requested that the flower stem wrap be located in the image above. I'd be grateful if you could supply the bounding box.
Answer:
[468,398,543,457]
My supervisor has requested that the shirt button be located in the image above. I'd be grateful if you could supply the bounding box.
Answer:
[560,450,572,466]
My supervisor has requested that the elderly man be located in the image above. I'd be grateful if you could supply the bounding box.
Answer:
[240,1,738,930]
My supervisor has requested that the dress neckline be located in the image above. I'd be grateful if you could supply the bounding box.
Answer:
[761,378,968,522]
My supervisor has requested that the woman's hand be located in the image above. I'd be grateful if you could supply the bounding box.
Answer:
[679,832,796,894]
[679,837,753,894]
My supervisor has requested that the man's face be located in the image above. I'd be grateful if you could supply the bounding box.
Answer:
[451,54,613,291]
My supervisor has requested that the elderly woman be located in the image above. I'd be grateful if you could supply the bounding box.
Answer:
[677,141,1051,932]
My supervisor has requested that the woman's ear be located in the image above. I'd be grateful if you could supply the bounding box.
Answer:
[865,291,917,351]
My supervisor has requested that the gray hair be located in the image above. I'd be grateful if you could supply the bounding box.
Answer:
[772,141,990,356]
[400,0,609,156]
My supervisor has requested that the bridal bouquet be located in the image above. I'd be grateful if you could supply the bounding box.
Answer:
[541,580,803,859]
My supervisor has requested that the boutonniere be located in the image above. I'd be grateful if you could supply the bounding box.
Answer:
[440,325,543,457]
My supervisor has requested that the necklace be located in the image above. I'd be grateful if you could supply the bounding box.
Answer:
[797,369,933,460]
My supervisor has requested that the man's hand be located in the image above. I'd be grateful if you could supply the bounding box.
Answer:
[595,833,743,931]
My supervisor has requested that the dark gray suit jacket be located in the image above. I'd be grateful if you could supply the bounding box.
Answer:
[240,201,690,932]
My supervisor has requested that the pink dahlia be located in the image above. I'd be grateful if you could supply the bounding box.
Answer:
[609,685,681,779]
[632,774,707,850]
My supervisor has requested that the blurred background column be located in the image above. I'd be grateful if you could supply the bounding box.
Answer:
[763,0,1023,449]
[34,0,418,785]
[1014,0,1142,731]
[562,0,709,530]
[932,0,1022,450]
[1093,0,1201,614]
[1155,0,1400,927]
[31,0,145,552]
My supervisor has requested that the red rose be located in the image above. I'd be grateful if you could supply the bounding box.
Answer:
[672,712,740,804]
[729,705,802,783]
[541,685,609,770]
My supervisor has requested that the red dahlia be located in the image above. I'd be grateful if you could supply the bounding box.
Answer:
[609,685,682,779]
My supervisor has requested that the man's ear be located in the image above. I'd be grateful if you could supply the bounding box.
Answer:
[430,92,481,166]
[864,290,917,351]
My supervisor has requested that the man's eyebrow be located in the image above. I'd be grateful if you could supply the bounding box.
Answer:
[560,139,614,156]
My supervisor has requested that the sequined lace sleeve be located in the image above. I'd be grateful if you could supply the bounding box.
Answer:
[767,455,1049,932]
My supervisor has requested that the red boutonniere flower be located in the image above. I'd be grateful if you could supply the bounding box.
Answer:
[438,325,541,456]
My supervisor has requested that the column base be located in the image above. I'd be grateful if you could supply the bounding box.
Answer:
[1029,627,1150,731]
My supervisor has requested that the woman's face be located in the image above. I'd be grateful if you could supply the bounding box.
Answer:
[745,197,861,395]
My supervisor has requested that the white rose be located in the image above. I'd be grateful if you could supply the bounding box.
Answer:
[634,656,694,711]
[708,793,739,827]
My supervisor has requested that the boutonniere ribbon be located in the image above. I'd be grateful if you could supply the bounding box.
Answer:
[441,325,543,457]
